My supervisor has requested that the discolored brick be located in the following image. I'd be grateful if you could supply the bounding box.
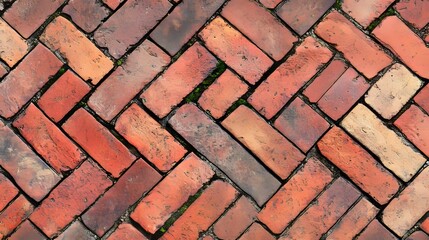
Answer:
[0,173,18,212]
[102,0,123,10]
[238,223,275,240]
[415,85,429,113]
[8,220,46,240]
[408,231,429,240]
[0,18,27,66]
[106,223,147,240]
[342,0,395,27]
[63,0,110,33]
[357,220,397,240]
[259,0,281,8]
[56,221,97,240]
[0,196,33,237]
[395,0,429,29]
[0,63,7,78]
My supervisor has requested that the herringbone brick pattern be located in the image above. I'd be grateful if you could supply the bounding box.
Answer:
[0,0,428,239]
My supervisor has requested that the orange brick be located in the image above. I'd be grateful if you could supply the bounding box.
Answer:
[0,63,7,78]
[238,223,275,240]
[415,85,429,113]
[41,16,113,84]
[63,0,110,33]
[131,154,214,234]
[141,43,217,118]
[107,223,147,240]
[62,108,136,177]
[0,196,33,237]
[223,105,304,179]
[316,11,392,78]
[258,158,333,234]
[249,37,332,118]
[422,217,429,234]
[395,0,429,29]
[342,0,395,27]
[357,220,397,240]
[56,221,97,240]
[0,173,18,212]
[259,0,282,8]
[199,17,273,84]
[102,0,123,10]
[8,220,45,240]
[0,18,27,66]
[30,161,112,237]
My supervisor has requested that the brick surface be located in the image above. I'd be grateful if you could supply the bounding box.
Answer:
[56,221,97,240]
[63,0,110,33]
[408,231,429,240]
[0,173,18,212]
[102,0,123,10]
[357,220,397,240]
[259,0,281,8]
[342,0,395,27]
[0,18,27,66]
[106,223,147,240]
[422,217,429,234]
[395,0,429,29]
[0,196,33,237]
[238,223,275,240]
[8,220,46,240]
[415,85,429,113]
[0,63,7,78]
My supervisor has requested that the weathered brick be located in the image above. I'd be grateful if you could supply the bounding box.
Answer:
[357,220,397,240]
[161,181,238,240]
[238,223,275,240]
[249,37,332,118]
[0,173,18,212]
[366,63,422,119]
[223,105,304,179]
[56,221,97,240]
[63,0,110,33]
[341,104,426,181]
[0,18,27,66]
[315,11,392,78]
[422,217,429,235]
[82,159,161,236]
[40,16,113,84]
[415,85,429,113]
[62,108,136,177]
[102,0,123,10]
[89,40,170,121]
[8,220,46,240]
[0,195,33,237]
[395,0,429,29]
[373,16,429,79]
[407,231,429,240]
[38,70,91,122]
[169,104,281,205]
[342,0,395,27]
[106,223,147,240]
[115,104,187,172]
[0,124,60,201]
[318,127,400,204]
[151,0,224,55]
[0,63,7,78]
[258,158,333,234]
[14,103,85,173]
[0,44,62,118]
[222,0,296,60]
[131,154,214,234]
[199,17,273,84]
[94,0,171,58]
[30,161,112,237]
[259,0,281,8]
[141,43,217,118]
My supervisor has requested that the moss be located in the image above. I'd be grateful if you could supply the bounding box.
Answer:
[367,7,396,31]
[334,0,342,9]
[58,66,67,74]
[116,58,124,66]
[224,98,251,116]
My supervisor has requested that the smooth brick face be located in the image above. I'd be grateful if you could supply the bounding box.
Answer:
[366,63,422,119]
[82,160,161,236]
[222,0,296,60]
[373,16,429,79]
[422,218,429,235]
[63,0,110,32]
[62,108,136,177]
[115,104,187,172]
[107,223,147,240]
[131,154,214,234]
[41,16,113,84]
[38,70,91,122]
[223,105,304,179]
[0,196,33,237]
[8,220,46,240]
[0,63,7,78]
[161,181,238,240]
[30,161,112,237]
[102,0,123,10]
[151,0,224,55]
[357,220,397,239]
[341,104,426,181]
[316,11,392,78]
[142,43,217,118]
[238,223,275,240]
[318,127,400,204]
[199,17,273,84]
[249,37,332,118]
[94,0,171,58]
[395,0,429,29]
[169,104,281,206]
[0,124,61,201]
[277,0,335,35]
[415,85,429,113]
[408,231,429,240]
[274,98,330,152]
[89,40,170,121]
[0,44,62,119]
[258,158,333,234]
[259,0,281,8]
[0,173,18,212]
[342,0,395,27]
[56,221,97,240]
[0,18,27,66]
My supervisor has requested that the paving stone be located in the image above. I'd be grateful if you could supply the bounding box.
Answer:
[342,0,395,27]
[63,0,110,33]
[395,0,429,29]
[415,85,429,113]
[106,223,147,240]
[0,18,27,66]
[0,173,18,212]
[0,196,34,237]
[102,0,123,10]
[421,217,429,235]
[0,63,7,78]
[238,223,275,240]
[8,220,46,240]
[407,231,429,240]
[357,220,398,240]
[56,221,97,240]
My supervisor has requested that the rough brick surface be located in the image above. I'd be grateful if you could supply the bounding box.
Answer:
[238,223,275,240]
[63,0,110,33]
[395,0,429,29]
[357,220,397,240]
[342,0,395,27]
[8,220,46,240]
[56,221,97,240]
[0,173,18,212]
[0,196,34,237]
[0,18,27,66]
[107,223,147,240]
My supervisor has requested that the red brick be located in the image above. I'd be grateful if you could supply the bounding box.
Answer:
[201,236,215,240]
[342,0,395,27]
[13,103,85,173]
[115,104,187,172]
[373,16,429,79]
[2,0,64,38]
[318,127,400,204]
[141,43,217,118]
[316,11,392,78]
[415,85,429,113]
[161,181,238,240]
[0,44,62,118]
[151,0,224,55]
[0,124,61,201]
[238,223,275,240]
[40,16,113,84]
[38,70,91,122]
[277,0,335,35]
[30,161,112,237]
[169,104,281,205]
[395,0,429,29]
[304,59,348,103]
[357,220,397,240]
[327,197,379,240]
[222,0,296,60]
[0,196,33,237]
[102,0,123,10]
[422,217,429,234]
[82,159,161,236]
[408,231,429,240]
[62,108,136,177]
[259,0,281,8]
[199,17,273,84]
[258,157,333,234]
[198,69,248,119]
[0,18,27,66]
[274,98,330,152]
[8,220,46,240]
[213,196,258,240]
[56,221,97,240]
[107,223,147,240]
[0,173,18,212]
[63,0,110,32]
[0,63,7,78]
[131,154,214,234]
[223,105,304,179]
[94,0,171,58]
[281,178,360,239]
[249,36,332,118]
[89,40,170,121]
